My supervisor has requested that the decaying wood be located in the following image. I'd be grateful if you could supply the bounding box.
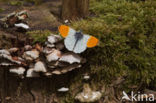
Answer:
[0,10,28,28]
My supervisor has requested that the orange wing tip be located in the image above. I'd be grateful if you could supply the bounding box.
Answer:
[58,25,69,38]
[87,36,99,48]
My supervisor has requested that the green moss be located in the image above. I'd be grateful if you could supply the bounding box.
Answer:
[9,0,23,6]
[0,8,4,12]
[26,30,51,44]
[71,0,156,89]
[0,0,42,5]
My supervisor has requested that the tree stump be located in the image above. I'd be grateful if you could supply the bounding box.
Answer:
[61,0,89,20]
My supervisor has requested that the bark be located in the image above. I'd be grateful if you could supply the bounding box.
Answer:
[61,0,89,20]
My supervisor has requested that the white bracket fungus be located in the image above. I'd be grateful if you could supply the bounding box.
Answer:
[9,67,25,75]
[34,61,47,72]
[15,23,30,29]
[0,34,86,78]
[59,53,82,64]
[47,35,62,44]
[23,50,39,61]
[57,87,69,92]
[46,49,61,62]
[26,68,40,78]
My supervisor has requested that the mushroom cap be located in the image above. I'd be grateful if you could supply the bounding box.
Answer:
[0,53,21,64]
[26,68,40,77]
[46,43,55,48]
[23,50,39,61]
[24,45,32,51]
[0,49,10,55]
[9,48,19,53]
[43,47,54,54]
[34,61,47,73]
[57,87,69,92]
[9,67,25,75]
[84,75,90,80]
[47,34,62,44]
[15,23,29,29]
[52,64,81,75]
[46,49,61,62]
[0,62,13,66]
[59,53,82,64]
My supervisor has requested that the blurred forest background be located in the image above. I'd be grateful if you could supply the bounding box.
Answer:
[0,0,156,103]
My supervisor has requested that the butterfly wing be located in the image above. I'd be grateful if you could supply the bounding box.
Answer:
[73,35,90,53]
[59,25,99,53]
[59,25,76,38]
[86,36,99,48]
[59,25,77,51]
[64,33,77,51]
[73,34,99,53]
[65,34,99,53]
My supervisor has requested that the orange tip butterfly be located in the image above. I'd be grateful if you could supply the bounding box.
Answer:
[59,25,99,53]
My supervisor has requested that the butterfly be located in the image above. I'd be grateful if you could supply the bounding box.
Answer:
[58,25,99,53]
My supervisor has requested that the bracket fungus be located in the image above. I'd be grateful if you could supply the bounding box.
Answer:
[26,68,40,78]
[75,84,102,102]
[0,49,22,65]
[0,10,28,28]
[23,50,39,61]
[9,48,19,53]
[15,23,30,29]
[46,49,61,62]
[34,61,47,73]
[47,35,62,44]
[83,75,90,80]
[0,34,86,78]
[57,87,69,92]
[59,53,82,64]
[9,67,25,75]
[24,45,32,51]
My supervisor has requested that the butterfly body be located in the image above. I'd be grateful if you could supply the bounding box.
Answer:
[59,25,98,53]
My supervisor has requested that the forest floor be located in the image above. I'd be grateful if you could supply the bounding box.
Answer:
[0,0,62,48]
[0,0,156,103]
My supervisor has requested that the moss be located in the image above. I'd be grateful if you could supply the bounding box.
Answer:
[0,0,42,5]
[71,0,156,90]
[9,0,23,6]
[26,30,51,44]
[0,8,4,13]
[60,0,156,102]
